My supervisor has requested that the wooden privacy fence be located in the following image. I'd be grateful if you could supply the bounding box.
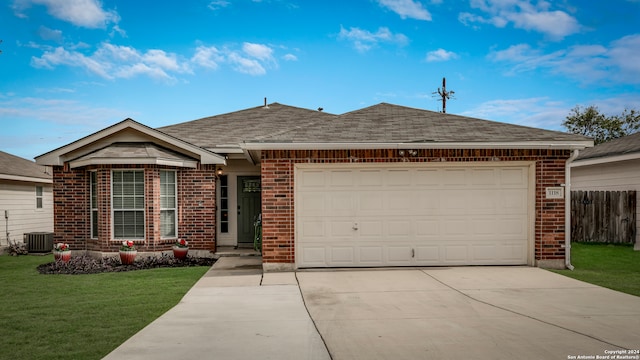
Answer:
[571,190,636,244]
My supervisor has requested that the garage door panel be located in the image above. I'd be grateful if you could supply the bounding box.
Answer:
[415,246,439,262]
[500,168,527,186]
[359,221,383,237]
[329,170,355,187]
[387,246,413,263]
[443,169,467,186]
[471,168,496,186]
[330,247,355,264]
[329,220,355,237]
[300,219,325,237]
[387,169,412,186]
[444,246,468,262]
[414,169,440,186]
[360,170,383,186]
[300,246,327,267]
[296,164,531,268]
[359,247,384,264]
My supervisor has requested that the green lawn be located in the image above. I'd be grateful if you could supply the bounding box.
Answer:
[0,254,211,360]
[553,242,640,297]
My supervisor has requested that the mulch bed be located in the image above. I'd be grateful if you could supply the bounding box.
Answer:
[37,254,216,275]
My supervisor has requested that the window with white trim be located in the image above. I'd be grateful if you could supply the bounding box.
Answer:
[160,170,177,238]
[35,186,43,209]
[90,172,98,238]
[112,170,145,239]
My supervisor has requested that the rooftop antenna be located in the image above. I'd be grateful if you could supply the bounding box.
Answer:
[433,77,455,113]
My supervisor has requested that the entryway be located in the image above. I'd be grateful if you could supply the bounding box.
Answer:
[237,176,261,247]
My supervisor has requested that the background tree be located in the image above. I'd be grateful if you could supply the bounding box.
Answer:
[563,105,640,145]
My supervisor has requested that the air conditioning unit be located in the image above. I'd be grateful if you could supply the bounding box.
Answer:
[25,232,54,253]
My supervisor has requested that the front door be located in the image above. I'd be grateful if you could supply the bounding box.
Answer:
[237,176,261,245]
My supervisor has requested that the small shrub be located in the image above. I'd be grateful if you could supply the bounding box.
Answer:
[37,254,215,275]
[6,241,28,256]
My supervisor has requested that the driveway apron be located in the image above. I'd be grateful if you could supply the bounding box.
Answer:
[297,267,640,360]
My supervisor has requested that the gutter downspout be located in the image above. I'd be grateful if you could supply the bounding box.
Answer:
[565,149,580,270]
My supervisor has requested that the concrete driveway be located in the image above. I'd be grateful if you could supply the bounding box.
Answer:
[297,267,640,360]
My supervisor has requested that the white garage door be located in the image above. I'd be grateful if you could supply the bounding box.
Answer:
[296,163,532,268]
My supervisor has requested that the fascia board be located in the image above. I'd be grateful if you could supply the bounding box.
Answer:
[570,152,640,168]
[0,174,53,184]
[241,141,594,151]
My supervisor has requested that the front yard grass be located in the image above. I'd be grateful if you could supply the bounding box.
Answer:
[0,254,210,360]
[552,242,640,297]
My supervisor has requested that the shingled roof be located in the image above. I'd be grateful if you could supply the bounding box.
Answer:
[159,102,591,150]
[251,103,589,143]
[575,132,640,161]
[158,103,335,150]
[0,150,51,182]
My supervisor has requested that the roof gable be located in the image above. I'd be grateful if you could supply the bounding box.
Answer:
[36,119,225,166]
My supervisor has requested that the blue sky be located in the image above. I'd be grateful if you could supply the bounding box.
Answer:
[1,0,639,160]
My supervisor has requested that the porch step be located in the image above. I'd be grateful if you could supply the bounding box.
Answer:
[214,246,261,258]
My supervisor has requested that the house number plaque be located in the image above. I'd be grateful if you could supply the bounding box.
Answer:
[545,187,564,199]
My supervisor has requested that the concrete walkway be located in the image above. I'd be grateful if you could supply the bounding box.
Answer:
[102,257,330,360]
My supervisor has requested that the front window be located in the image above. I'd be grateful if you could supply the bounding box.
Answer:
[90,172,98,238]
[160,170,177,238]
[112,170,145,239]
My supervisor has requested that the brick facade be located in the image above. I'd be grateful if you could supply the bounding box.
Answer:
[53,164,216,253]
[261,149,570,266]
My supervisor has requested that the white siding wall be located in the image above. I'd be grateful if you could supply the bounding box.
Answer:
[571,158,640,245]
[0,180,53,246]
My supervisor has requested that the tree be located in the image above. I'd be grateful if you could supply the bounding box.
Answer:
[563,105,640,145]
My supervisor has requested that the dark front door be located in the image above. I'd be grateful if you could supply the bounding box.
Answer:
[237,176,261,245]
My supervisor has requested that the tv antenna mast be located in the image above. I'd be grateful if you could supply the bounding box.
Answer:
[433,77,455,113]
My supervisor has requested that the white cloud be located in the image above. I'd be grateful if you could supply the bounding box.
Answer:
[282,53,298,61]
[208,0,230,11]
[488,34,640,84]
[191,46,223,70]
[227,53,266,75]
[377,0,432,21]
[31,43,192,82]
[31,41,284,80]
[242,43,274,61]
[425,48,458,62]
[31,46,113,79]
[338,26,409,52]
[460,0,580,39]
[13,0,120,29]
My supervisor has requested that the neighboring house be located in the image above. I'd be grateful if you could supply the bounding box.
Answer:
[35,102,592,270]
[0,150,53,247]
[570,132,640,250]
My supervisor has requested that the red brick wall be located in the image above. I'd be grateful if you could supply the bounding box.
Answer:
[261,149,570,264]
[178,165,217,252]
[53,165,88,249]
[52,164,216,253]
